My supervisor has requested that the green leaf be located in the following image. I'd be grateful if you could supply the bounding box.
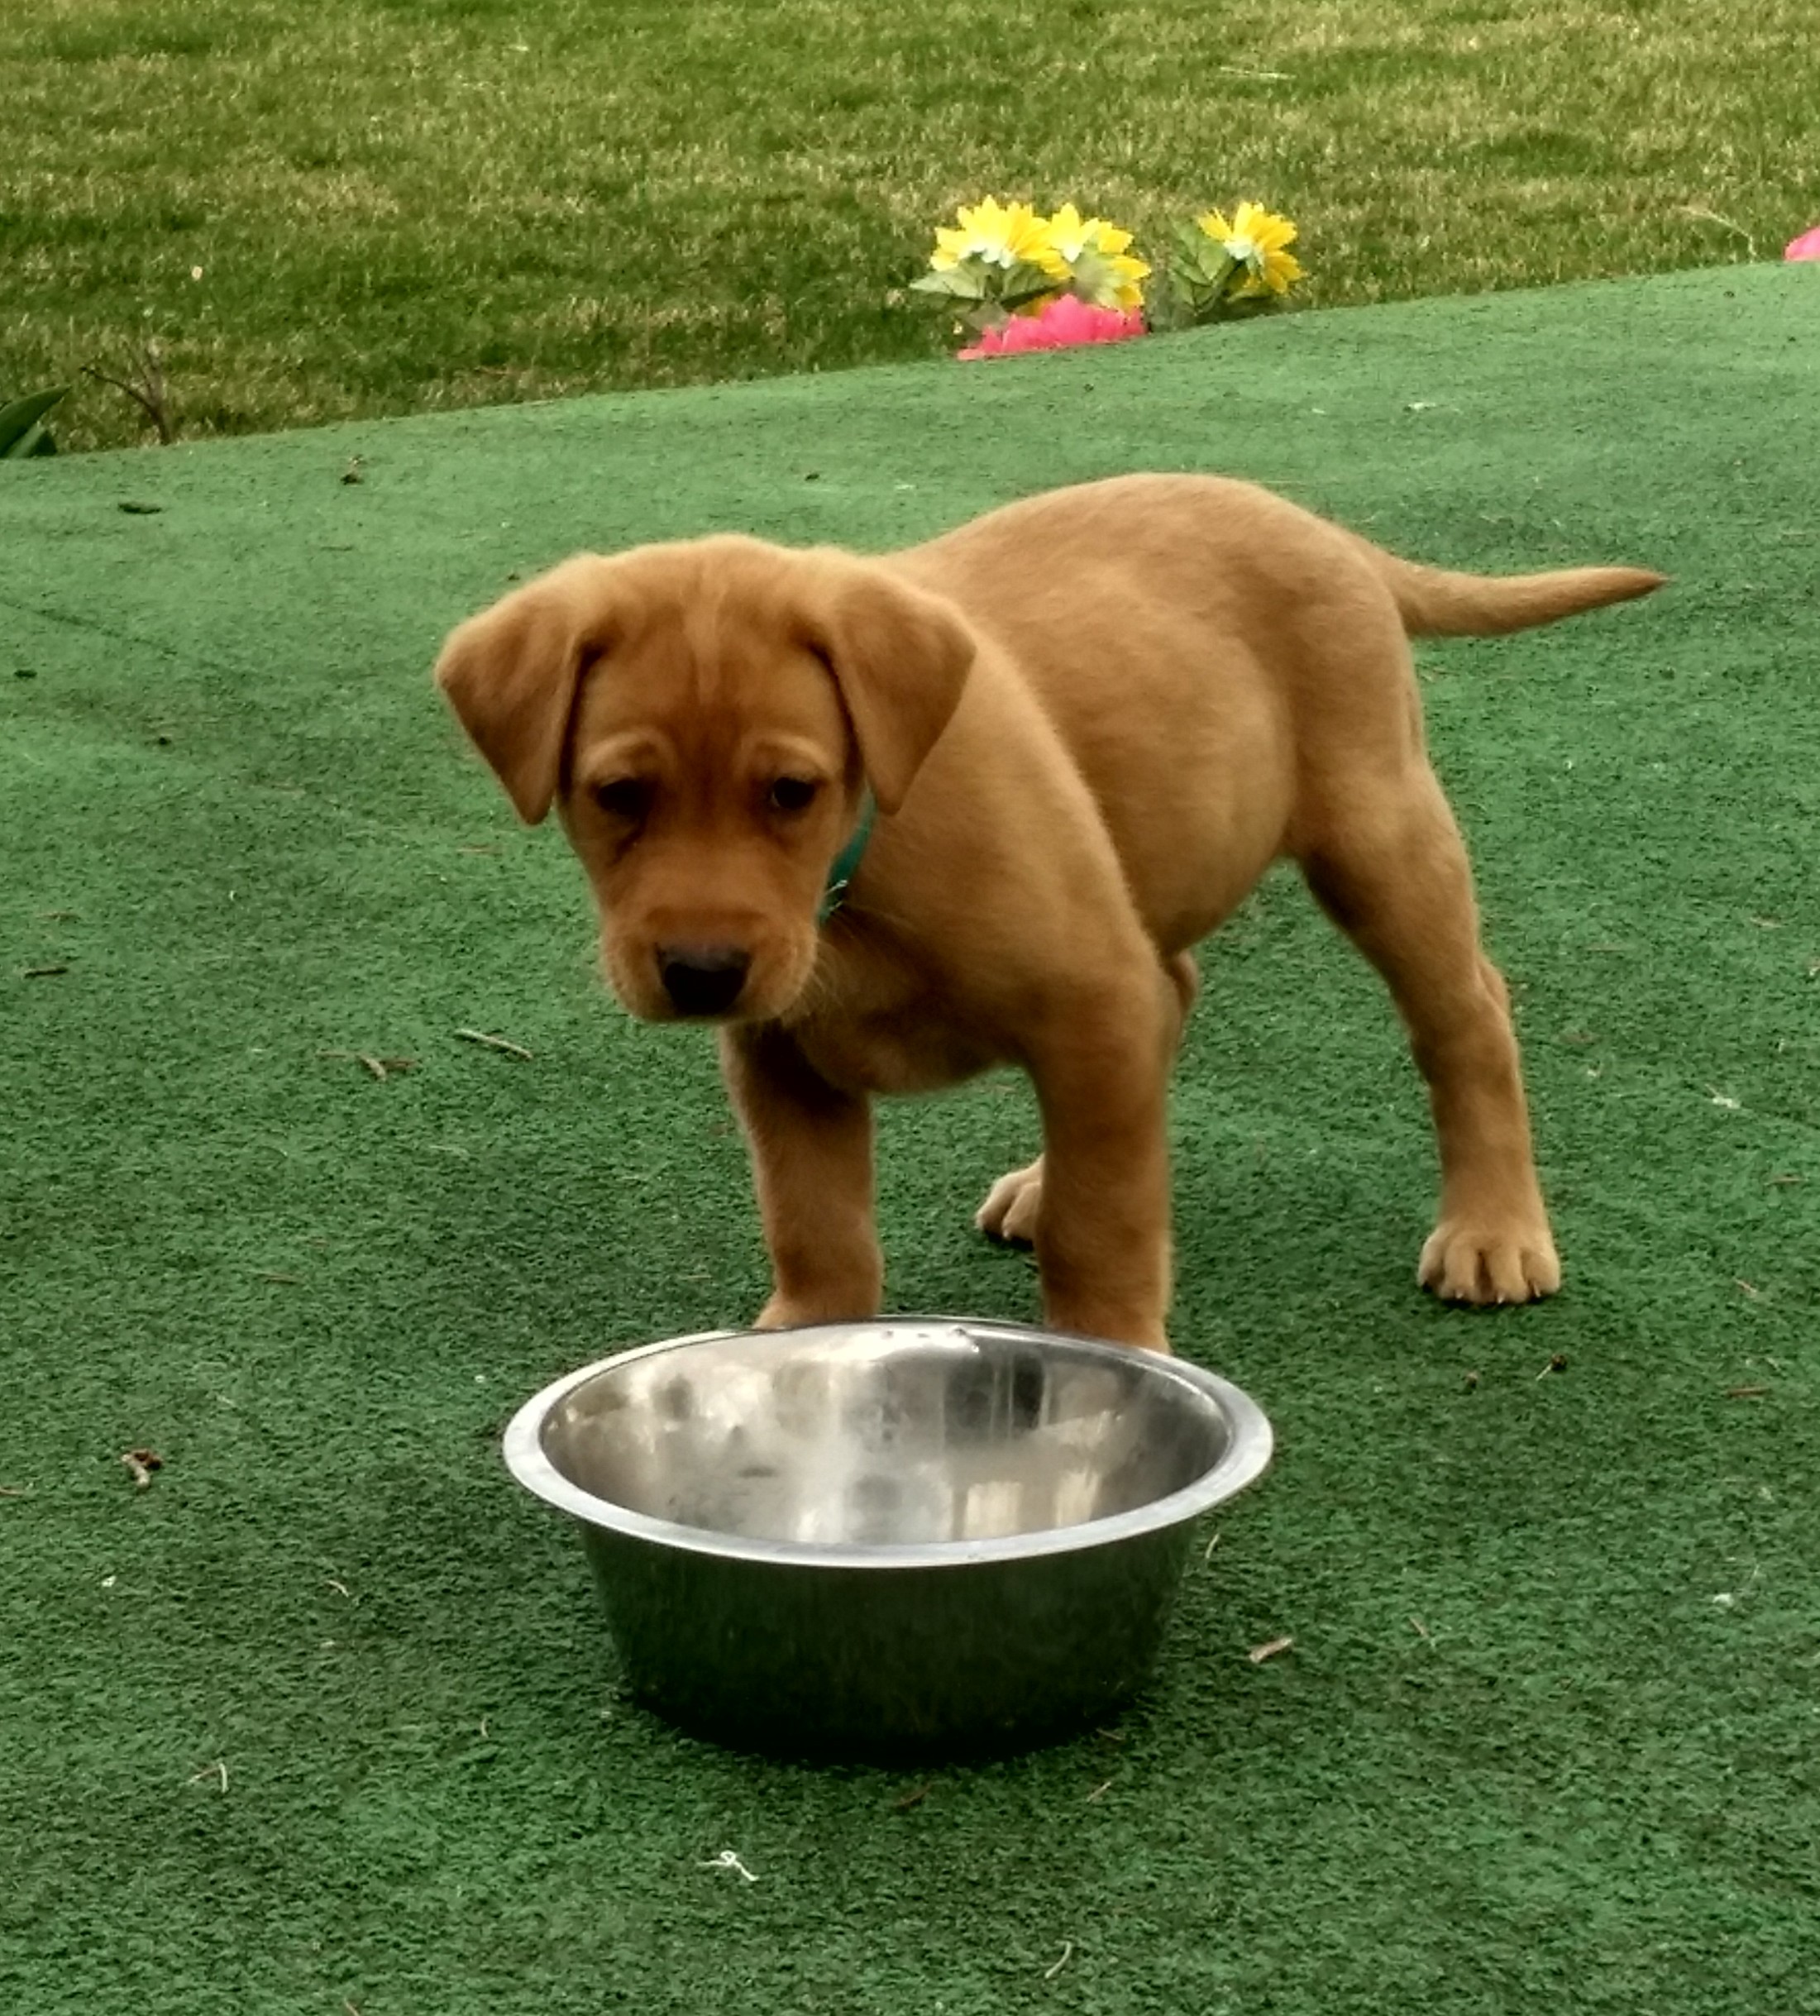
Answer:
[0,385,71,459]
[1171,219,1218,271]
[997,258,1057,299]
[909,267,986,302]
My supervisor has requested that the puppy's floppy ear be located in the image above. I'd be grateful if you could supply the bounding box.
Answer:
[433,555,619,824]
[805,561,976,815]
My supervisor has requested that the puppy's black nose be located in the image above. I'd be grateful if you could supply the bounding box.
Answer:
[657,944,752,1017]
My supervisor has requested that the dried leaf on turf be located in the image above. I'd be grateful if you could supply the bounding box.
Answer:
[120,1449,163,1489]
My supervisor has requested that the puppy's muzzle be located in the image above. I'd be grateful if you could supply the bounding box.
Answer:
[657,943,752,1018]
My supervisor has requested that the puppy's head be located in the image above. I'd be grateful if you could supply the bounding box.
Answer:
[434,534,974,1024]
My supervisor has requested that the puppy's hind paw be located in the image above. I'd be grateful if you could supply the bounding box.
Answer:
[975,1158,1044,1247]
[1418,1220,1561,1306]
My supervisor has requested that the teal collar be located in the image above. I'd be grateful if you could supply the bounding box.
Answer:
[818,791,877,924]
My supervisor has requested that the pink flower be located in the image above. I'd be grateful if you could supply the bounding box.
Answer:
[957,294,1147,360]
[1786,224,1820,261]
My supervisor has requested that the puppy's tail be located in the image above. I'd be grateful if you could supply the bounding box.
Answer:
[1359,542,1667,638]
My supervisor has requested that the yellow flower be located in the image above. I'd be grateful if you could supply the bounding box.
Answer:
[1195,201,1304,295]
[931,197,1054,273]
[1037,202,1151,310]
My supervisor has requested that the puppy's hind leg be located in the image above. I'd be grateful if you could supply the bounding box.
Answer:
[1300,774,1560,1305]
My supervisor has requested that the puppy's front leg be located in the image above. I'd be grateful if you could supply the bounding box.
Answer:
[1025,978,1177,1352]
[719,1024,884,1328]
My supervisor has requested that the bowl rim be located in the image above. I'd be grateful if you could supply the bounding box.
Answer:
[501,1317,1273,1569]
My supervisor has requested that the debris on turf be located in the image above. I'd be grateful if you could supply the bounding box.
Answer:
[455,1027,534,1059]
[1249,1635,1294,1665]
[319,1049,418,1081]
[120,1449,163,1490]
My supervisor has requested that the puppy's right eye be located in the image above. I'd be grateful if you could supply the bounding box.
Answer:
[767,776,819,815]
[591,777,651,823]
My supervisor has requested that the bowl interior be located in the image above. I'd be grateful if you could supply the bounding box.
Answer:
[534,1322,1234,1547]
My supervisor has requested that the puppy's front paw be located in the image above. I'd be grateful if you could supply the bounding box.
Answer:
[755,1287,881,1329]
[1418,1220,1561,1305]
[975,1158,1044,1247]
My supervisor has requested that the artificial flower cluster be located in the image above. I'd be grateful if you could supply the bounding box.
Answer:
[911,195,1305,359]
[910,197,1149,322]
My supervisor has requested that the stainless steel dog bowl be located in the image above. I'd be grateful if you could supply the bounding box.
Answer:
[503,1318,1273,1758]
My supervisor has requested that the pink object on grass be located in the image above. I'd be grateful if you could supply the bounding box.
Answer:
[1786,225,1820,261]
[957,294,1147,360]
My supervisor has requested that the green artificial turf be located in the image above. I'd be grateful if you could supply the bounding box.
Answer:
[2,264,1817,2014]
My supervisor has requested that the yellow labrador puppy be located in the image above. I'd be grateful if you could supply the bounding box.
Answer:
[436,475,1660,1350]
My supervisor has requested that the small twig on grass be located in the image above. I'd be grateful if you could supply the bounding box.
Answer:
[187,1758,228,1793]
[1536,1354,1569,1380]
[120,1449,163,1490]
[699,1850,758,1882]
[1248,1635,1294,1665]
[892,1782,931,1812]
[0,1485,32,1499]
[1044,1942,1074,1980]
[1409,1617,1431,1641]
[319,1049,418,1082]
[1727,1385,1769,1399]
[1085,1780,1113,1803]
[23,964,69,977]
[456,1027,533,1059]
[84,339,177,444]
[1678,206,1759,258]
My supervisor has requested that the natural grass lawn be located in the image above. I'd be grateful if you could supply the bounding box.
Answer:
[3,0,1817,451]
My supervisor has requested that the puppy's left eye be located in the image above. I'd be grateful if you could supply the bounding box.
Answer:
[592,777,652,823]
[767,777,819,815]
